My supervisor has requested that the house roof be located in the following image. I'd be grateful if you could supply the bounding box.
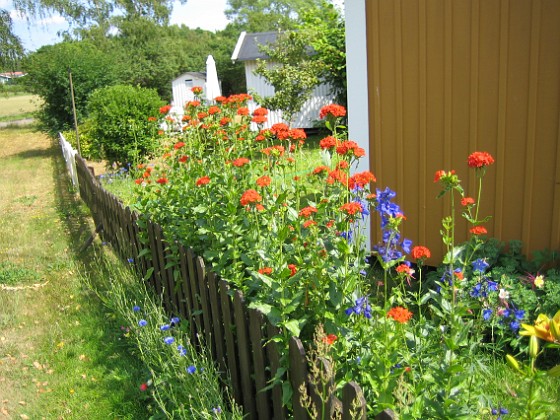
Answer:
[231,31,280,62]
[0,72,26,79]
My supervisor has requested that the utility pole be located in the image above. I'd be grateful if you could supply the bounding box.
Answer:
[68,68,81,156]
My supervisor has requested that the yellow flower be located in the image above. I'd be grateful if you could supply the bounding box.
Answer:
[534,275,545,289]
[520,311,560,343]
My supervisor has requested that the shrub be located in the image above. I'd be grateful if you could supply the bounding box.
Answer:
[87,85,164,165]
[61,120,102,161]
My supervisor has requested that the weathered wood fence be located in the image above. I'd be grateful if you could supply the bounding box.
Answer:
[74,155,394,420]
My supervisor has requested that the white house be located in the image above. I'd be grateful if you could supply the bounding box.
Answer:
[231,31,335,129]
[0,71,26,84]
[171,72,206,110]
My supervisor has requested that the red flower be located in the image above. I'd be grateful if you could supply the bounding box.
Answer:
[340,202,362,216]
[178,155,189,163]
[322,334,337,345]
[336,140,363,157]
[299,206,318,218]
[470,226,488,235]
[186,100,201,108]
[147,116,157,122]
[252,115,268,124]
[467,151,495,168]
[256,175,271,187]
[303,220,317,228]
[387,306,413,324]
[174,141,185,150]
[196,176,210,186]
[252,107,269,116]
[156,177,168,185]
[232,158,250,167]
[396,263,415,278]
[208,106,221,115]
[134,178,143,185]
[319,136,339,150]
[159,105,171,114]
[191,86,203,94]
[288,264,297,277]
[258,267,273,275]
[433,170,446,182]
[140,383,148,391]
[255,204,265,211]
[220,117,231,126]
[326,169,348,187]
[313,166,330,175]
[454,270,464,280]
[411,246,431,260]
[237,107,250,116]
[461,197,475,206]
[319,104,347,119]
[349,171,376,189]
[240,189,262,206]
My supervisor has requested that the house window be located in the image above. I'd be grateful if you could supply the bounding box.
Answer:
[185,79,193,88]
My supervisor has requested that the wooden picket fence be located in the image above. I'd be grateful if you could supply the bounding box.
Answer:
[74,155,395,420]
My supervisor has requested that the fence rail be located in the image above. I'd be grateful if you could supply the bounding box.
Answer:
[73,154,394,420]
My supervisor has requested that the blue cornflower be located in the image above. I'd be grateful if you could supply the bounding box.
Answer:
[127,258,134,263]
[339,230,353,242]
[502,309,511,318]
[212,406,222,414]
[483,308,493,321]
[359,270,367,276]
[470,283,483,298]
[514,309,525,320]
[509,321,520,331]
[487,280,498,291]
[500,408,509,415]
[160,324,171,331]
[133,305,141,312]
[401,238,413,254]
[472,258,490,273]
[177,344,187,356]
[138,319,147,327]
[186,365,196,374]
[170,317,180,325]
[164,336,175,345]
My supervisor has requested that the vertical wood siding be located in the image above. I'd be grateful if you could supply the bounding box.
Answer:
[365,0,560,263]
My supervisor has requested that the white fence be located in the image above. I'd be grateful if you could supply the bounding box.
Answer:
[58,133,78,188]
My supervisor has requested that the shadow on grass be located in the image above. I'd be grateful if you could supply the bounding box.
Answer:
[49,135,151,419]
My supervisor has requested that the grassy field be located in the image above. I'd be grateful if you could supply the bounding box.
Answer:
[0,125,149,418]
[0,94,42,122]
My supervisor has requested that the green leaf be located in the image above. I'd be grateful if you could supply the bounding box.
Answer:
[283,319,302,337]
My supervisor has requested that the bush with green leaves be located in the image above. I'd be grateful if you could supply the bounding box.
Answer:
[87,84,164,166]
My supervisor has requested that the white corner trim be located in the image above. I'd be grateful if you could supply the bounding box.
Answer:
[231,31,247,62]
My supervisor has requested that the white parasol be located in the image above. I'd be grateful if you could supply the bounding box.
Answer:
[205,55,221,102]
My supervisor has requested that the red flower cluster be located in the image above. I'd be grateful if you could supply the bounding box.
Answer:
[261,145,285,157]
[327,169,348,186]
[299,206,318,218]
[258,267,273,275]
[196,176,210,186]
[470,226,488,235]
[461,197,475,206]
[319,104,347,119]
[253,107,268,116]
[237,107,250,116]
[349,171,376,189]
[191,86,203,94]
[159,105,171,114]
[387,306,413,324]
[313,166,330,175]
[411,246,431,260]
[322,334,338,345]
[288,264,297,277]
[256,175,271,187]
[336,140,365,157]
[467,151,495,168]
[433,169,456,183]
[156,177,168,185]
[240,189,262,206]
[174,141,185,150]
[396,264,415,278]
[208,106,221,115]
[340,202,363,216]
[319,136,339,150]
[232,157,251,167]
[303,220,317,228]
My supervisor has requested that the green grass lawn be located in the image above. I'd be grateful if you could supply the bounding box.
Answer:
[0,94,42,122]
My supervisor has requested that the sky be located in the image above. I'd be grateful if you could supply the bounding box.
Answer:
[4,0,230,52]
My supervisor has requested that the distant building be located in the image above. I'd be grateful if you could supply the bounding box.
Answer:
[0,71,26,84]
[171,72,207,110]
[231,31,334,129]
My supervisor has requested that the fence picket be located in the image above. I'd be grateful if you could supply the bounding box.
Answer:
[178,245,196,341]
[248,309,271,420]
[186,248,203,341]
[233,290,256,418]
[265,324,286,419]
[289,336,308,419]
[195,256,215,357]
[207,272,225,372]
[342,381,367,420]
[219,280,242,404]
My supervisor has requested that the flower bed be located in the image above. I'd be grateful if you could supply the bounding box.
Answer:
[128,89,560,418]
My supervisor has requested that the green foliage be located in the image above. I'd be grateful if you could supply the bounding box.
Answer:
[86,84,163,165]
[254,30,324,126]
[62,120,102,161]
[23,41,122,133]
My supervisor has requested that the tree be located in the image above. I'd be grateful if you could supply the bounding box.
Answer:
[254,30,324,126]
[299,1,346,107]
[225,0,325,32]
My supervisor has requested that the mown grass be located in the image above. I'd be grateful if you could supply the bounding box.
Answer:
[0,125,149,418]
[0,94,42,122]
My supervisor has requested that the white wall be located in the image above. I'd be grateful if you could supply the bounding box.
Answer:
[171,73,206,109]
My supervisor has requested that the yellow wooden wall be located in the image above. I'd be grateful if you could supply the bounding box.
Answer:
[365,0,560,264]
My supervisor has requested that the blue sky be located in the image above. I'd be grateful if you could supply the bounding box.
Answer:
[3,0,229,52]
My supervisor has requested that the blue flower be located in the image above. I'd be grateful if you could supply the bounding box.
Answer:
[186,365,196,374]
[138,319,147,327]
[212,406,222,414]
[487,280,498,291]
[483,308,493,321]
[170,316,180,325]
[509,321,520,331]
[500,407,509,414]
[164,336,175,345]
[160,324,171,331]
[338,230,353,242]
[401,238,413,254]
[177,344,187,356]
[133,305,141,312]
[346,296,372,319]
[127,258,134,263]
[514,309,525,320]
[472,258,490,273]
[470,283,483,298]
[359,270,367,276]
